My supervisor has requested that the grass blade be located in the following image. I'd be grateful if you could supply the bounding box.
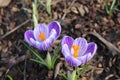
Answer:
[22,42,46,65]
[78,63,90,77]
[51,43,61,68]
[30,58,47,67]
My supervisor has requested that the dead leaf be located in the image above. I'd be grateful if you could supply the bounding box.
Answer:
[84,6,89,13]
[71,6,79,14]
[0,0,11,7]
[75,24,82,29]
[77,5,85,16]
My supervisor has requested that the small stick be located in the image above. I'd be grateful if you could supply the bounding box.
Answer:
[87,32,120,56]
[0,19,30,40]
[23,60,27,80]
[4,53,31,75]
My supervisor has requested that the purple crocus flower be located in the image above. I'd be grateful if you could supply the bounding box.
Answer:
[61,36,97,67]
[24,21,61,50]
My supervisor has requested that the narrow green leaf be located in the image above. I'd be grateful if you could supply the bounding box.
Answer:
[78,63,90,77]
[30,58,47,67]
[109,0,116,14]
[46,0,51,14]
[51,43,61,69]
[104,0,109,14]
[69,71,76,80]
[33,14,38,27]
[38,0,45,7]
[6,75,13,80]
[23,8,32,13]
[59,71,68,80]
[110,0,116,11]
[32,0,38,27]
[46,52,52,69]
[22,42,46,64]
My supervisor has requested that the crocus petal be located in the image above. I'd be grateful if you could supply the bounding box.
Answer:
[83,42,97,58]
[73,38,88,56]
[29,38,39,47]
[24,30,35,46]
[48,21,61,38]
[77,53,91,64]
[62,36,74,50]
[62,44,71,57]
[65,56,82,67]
[36,29,56,50]
[33,23,48,42]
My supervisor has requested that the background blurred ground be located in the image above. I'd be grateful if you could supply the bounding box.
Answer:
[0,0,120,80]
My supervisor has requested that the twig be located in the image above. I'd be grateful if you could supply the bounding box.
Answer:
[24,60,27,80]
[59,0,77,23]
[3,53,31,75]
[0,19,30,40]
[86,32,120,56]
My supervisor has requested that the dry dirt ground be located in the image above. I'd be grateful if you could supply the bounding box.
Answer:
[0,0,120,80]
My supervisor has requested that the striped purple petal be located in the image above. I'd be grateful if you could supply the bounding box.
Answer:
[65,56,82,67]
[77,53,91,64]
[62,36,74,50]
[24,30,35,46]
[83,42,97,59]
[62,44,71,57]
[48,21,61,39]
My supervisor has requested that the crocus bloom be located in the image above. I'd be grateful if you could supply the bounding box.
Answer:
[24,21,61,50]
[61,36,97,67]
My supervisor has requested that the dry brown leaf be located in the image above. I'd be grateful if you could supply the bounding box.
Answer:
[0,0,11,7]
[77,5,85,16]
[71,6,79,14]
[84,6,89,13]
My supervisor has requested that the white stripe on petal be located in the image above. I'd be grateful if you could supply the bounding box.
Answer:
[62,44,71,58]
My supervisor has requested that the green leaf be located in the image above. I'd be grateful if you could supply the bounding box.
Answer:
[78,63,90,77]
[69,71,76,80]
[38,0,45,7]
[46,52,52,69]
[23,8,32,13]
[6,75,14,80]
[46,0,51,14]
[30,58,47,67]
[104,0,109,14]
[33,14,38,27]
[109,0,116,14]
[22,42,46,65]
[59,71,68,80]
[51,43,61,69]
[32,0,38,27]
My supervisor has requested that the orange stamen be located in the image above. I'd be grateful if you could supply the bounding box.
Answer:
[38,32,46,41]
[72,45,80,58]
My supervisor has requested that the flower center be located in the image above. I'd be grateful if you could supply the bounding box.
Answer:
[38,32,46,41]
[72,45,80,58]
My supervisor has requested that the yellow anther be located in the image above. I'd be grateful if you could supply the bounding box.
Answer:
[72,45,80,58]
[38,32,46,41]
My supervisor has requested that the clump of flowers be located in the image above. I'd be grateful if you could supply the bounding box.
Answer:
[24,20,98,79]
[61,36,97,67]
[24,21,61,50]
